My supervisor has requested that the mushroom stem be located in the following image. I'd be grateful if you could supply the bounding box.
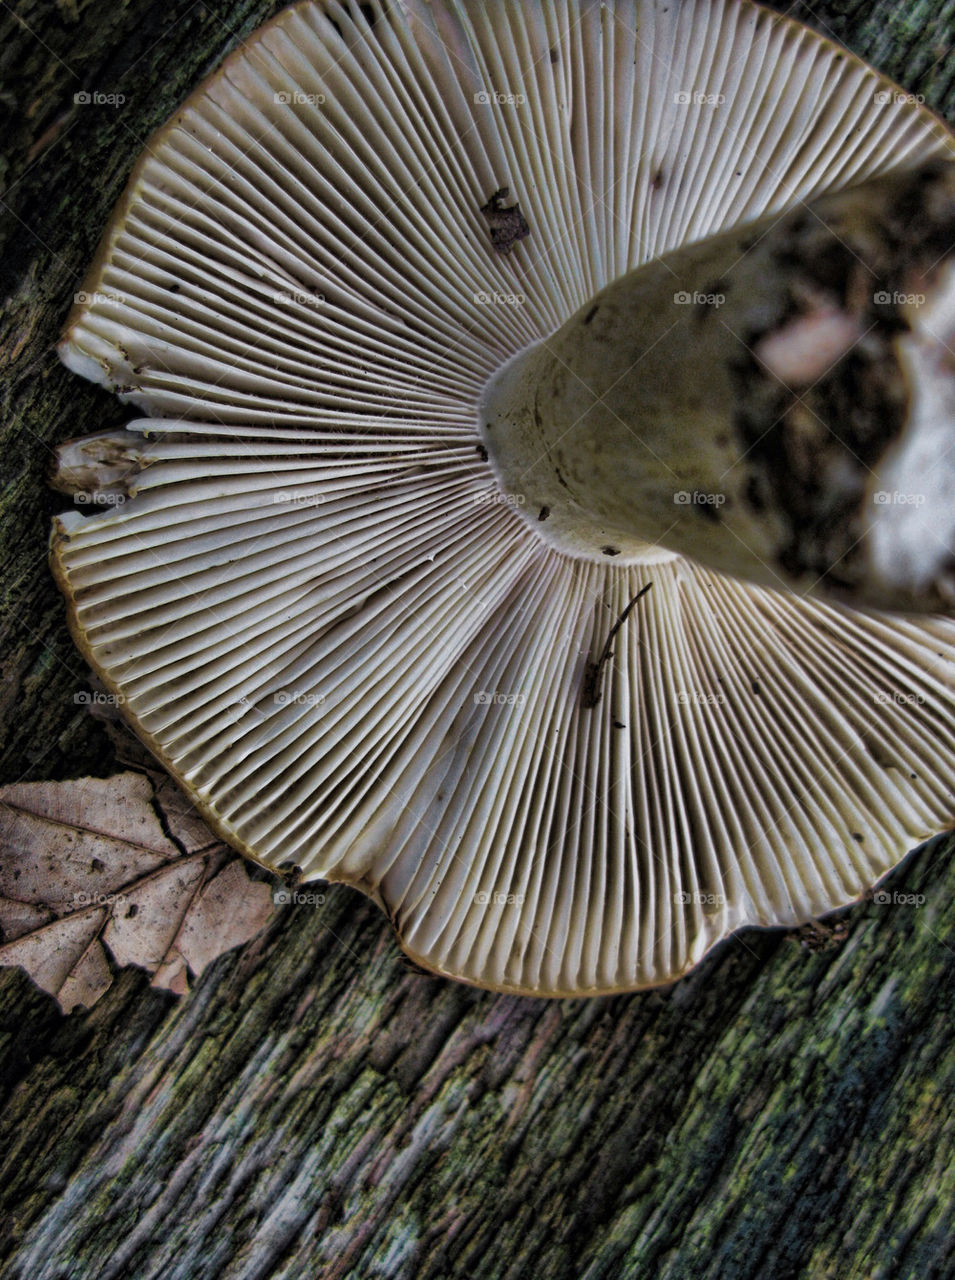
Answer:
[480,161,955,613]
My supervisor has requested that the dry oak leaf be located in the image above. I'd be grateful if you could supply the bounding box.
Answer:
[0,772,276,1012]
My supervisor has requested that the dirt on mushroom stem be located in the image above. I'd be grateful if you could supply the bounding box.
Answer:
[479,161,955,615]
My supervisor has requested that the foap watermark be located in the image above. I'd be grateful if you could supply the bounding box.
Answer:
[273,290,325,307]
[873,490,926,507]
[274,90,326,106]
[273,888,327,906]
[873,90,925,106]
[474,891,525,906]
[74,690,125,708]
[473,90,526,106]
[474,691,526,706]
[74,290,125,306]
[73,890,127,907]
[676,691,725,706]
[873,889,925,907]
[73,491,126,507]
[674,891,726,907]
[673,90,725,107]
[674,290,725,307]
[674,489,725,508]
[273,492,326,507]
[471,491,526,508]
[74,90,125,107]
[274,691,326,708]
[873,690,926,706]
[873,291,925,307]
[474,290,525,306]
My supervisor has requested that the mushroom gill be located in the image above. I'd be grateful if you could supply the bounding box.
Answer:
[53,0,955,995]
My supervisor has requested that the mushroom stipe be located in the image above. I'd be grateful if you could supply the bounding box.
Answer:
[52,0,955,995]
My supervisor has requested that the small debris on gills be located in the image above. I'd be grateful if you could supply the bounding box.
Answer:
[476,443,489,460]
[583,583,653,709]
[480,187,530,255]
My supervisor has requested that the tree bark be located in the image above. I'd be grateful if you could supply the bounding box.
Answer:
[2,2,955,1277]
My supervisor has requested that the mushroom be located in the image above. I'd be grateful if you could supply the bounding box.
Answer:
[52,0,955,995]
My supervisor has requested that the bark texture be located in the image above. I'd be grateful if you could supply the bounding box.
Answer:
[2,2,955,1277]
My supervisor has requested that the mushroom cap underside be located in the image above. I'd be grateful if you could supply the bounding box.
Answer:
[54,0,955,995]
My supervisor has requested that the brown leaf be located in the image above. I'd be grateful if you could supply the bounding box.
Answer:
[0,910,108,1011]
[103,855,207,970]
[0,773,277,1011]
[159,861,276,988]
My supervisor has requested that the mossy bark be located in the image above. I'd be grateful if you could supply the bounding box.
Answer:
[2,2,955,1277]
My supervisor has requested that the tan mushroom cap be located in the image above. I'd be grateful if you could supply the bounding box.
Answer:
[54,0,955,995]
